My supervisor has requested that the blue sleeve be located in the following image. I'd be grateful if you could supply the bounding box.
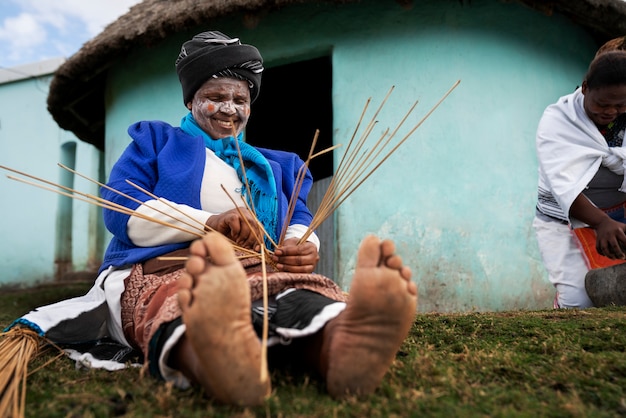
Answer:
[101,121,170,246]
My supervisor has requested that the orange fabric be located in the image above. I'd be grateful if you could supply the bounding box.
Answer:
[572,227,626,269]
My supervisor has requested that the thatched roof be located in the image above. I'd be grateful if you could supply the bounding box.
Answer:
[47,0,626,150]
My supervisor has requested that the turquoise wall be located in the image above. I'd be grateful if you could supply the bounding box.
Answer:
[104,0,598,311]
[0,60,102,287]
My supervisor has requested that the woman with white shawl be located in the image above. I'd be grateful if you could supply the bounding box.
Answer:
[534,50,626,308]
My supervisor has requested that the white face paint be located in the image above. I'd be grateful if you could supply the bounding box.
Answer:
[188,77,251,139]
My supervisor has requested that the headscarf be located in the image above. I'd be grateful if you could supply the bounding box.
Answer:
[175,31,264,104]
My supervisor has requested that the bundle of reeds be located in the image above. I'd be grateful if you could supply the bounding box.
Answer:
[295,81,460,244]
[0,327,45,418]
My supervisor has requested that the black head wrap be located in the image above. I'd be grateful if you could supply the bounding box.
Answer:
[175,31,264,105]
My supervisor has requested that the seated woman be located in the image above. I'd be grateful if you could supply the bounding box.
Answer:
[534,49,626,308]
[7,30,418,406]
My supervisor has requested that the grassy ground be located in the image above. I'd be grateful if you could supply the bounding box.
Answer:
[2,282,626,417]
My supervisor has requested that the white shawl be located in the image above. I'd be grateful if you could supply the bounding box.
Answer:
[536,87,626,224]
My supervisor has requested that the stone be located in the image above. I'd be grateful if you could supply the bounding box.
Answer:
[585,263,626,307]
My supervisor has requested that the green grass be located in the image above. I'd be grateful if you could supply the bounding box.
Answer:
[2,282,626,417]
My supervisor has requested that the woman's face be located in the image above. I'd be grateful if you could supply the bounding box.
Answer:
[187,77,251,139]
[582,81,626,127]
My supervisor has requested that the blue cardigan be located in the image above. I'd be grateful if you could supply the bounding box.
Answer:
[99,120,314,273]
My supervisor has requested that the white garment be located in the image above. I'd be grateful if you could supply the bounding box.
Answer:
[532,216,593,308]
[18,266,136,371]
[536,87,626,227]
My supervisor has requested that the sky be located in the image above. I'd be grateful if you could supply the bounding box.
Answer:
[0,0,142,69]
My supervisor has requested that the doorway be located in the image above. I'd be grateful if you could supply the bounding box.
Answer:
[246,56,335,278]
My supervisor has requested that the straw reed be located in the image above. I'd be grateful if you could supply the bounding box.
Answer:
[0,327,46,418]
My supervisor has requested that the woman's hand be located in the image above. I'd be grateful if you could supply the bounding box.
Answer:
[570,194,626,259]
[205,208,262,250]
[594,217,626,259]
[271,238,319,273]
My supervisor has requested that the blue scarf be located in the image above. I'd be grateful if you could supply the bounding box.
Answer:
[180,112,278,247]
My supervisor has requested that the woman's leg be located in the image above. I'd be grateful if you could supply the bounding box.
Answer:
[306,235,418,398]
[533,216,593,308]
[175,233,271,406]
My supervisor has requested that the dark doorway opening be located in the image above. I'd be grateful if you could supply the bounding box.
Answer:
[246,56,335,277]
[246,56,333,180]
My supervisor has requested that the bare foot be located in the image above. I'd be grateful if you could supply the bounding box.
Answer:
[323,235,418,398]
[177,232,270,406]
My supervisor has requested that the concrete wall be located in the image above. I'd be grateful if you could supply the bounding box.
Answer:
[102,0,599,312]
[0,58,103,287]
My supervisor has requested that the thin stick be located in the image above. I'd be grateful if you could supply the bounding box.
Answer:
[1,165,142,217]
[122,182,257,255]
[232,127,257,217]
[157,256,190,261]
[124,179,207,233]
[259,240,269,383]
[326,90,410,211]
[240,195,279,251]
[226,122,280,256]
[279,87,386,243]
[157,252,262,262]
[288,142,342,229]
[5,165,265,257]
[309,95,386,226]
[305,102,419,236]
[333,87,392,181]
[27,338,68,376]
[7,175,205,238]
[298,80,460,243]
[59,163,206,235]
[278,130,319,245]
[334,80,461,208]
[332,85,394,186]
[228,122,271,385]
[279,164,310,245]
[58,164,263,254]
[311,97,417,228]
[310,143,342,160]
[278,138,344,246]
[219,184,276,253]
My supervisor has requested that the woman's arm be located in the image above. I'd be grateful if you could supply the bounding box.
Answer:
[570,193,626,259]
